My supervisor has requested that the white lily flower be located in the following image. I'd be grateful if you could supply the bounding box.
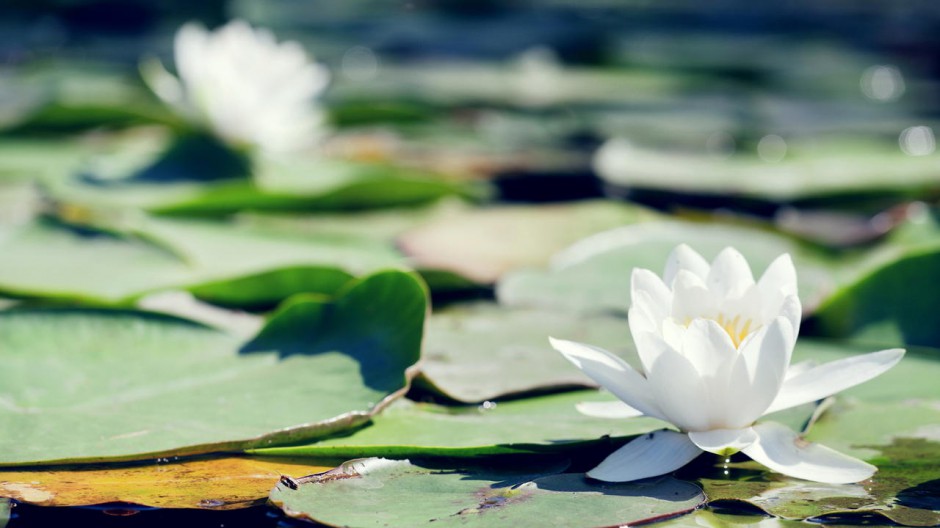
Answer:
[142,20,330,153]
[550,244,904,484]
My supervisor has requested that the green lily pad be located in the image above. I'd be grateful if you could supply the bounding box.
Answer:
[251,391,665,459]
[0,271,425,465]
[595,137,940,204]
[810,244,940,348]
[497,220,837,316]
[0,216,402,304]
[53,144,486,214]
[398,201,656,283]
[269,458,706,528]
[417,302,635,403]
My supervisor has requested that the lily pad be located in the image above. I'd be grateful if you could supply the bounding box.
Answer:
[0,271,425,465]
[53,147,486,214]
[251,391,664,459]
[595,137,940,204]
[498,220,837,316]
[810,245,940,348]
[0,457,332,510]
[418,302,635,403]
[0,216,402,304]
[269,458,706,528]
[398,200,656,283]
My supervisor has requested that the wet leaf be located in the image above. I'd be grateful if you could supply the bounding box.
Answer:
[269,458,706,528]
[0,457,332,510]
[418,302,635,403]
[595,137,940,205]
[399,201,656,283]
[251,391,664,459]
[0,216,402,304]
[0,271,425,465]
[498,220,837,315]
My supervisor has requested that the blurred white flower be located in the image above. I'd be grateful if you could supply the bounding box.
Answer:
[142,20,330,153]
[550,244,904,484]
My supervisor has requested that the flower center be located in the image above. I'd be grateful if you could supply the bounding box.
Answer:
[714,313,754,348]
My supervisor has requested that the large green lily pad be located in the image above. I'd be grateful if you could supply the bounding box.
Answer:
[253,389,814,460]
[52,143,486,214]
[270,458,706,528]
[595,137,940,204]
[810,243,940,348]
[0,216,402,304]
[251,391,664,459]
[497,220,837,315]
[0,271,425,465]
[398,201,656,283]
[418,302,635,403]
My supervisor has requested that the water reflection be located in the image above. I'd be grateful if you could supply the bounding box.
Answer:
[899,125,936,156]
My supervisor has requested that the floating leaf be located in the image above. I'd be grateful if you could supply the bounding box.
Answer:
[0,271,425,465]
[251,391,664,459]
[269,458,706,528]
[0,216,402,304]
[399,201,655,283]
[498,220,836,315]
[0,457,331,510]
[418,302,634,403]
[595,137,940,205]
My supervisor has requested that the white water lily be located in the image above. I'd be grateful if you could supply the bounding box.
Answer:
[142,20,330,153]
[550,244,904,484]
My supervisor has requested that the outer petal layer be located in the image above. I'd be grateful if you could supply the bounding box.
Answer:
[766,348,905,414]
[743,422,876,484]
[588,430,702,482]
[549,337,664,420]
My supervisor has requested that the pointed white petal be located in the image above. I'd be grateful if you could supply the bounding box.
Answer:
[549,337,665,420]
[758,253,798,298]
[743,422,876,484]
[671,270,715,323]
[632,268,671,312]
[729,317,794,427]
[707,247,755,298]
[776,294,802,340]
[576,400,644,419]
[688,427,757,455]
[680,318,737,379]
[765,348,905,414]
[646,340,711,431]
[587,430,702,482]
[663,244,710,286]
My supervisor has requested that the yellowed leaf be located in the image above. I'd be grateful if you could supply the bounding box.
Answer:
[0,456,331,510]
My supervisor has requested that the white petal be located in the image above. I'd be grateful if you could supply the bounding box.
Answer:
[549,337,665,420]
[632,268,671,312]
[765,348,905,414]
[646,340,711,431]
[707,247,756,298]
[680,318,737,379]
[688,427,757,455]
[743,422,876,484]
[139,58,184,107]
[663,244,710,286]
[587,430,702,482]
[576,400,644,419]
[758,253,798,298]
[671,270,714,323]
[728,317,794,428]
[776,294,802,340]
